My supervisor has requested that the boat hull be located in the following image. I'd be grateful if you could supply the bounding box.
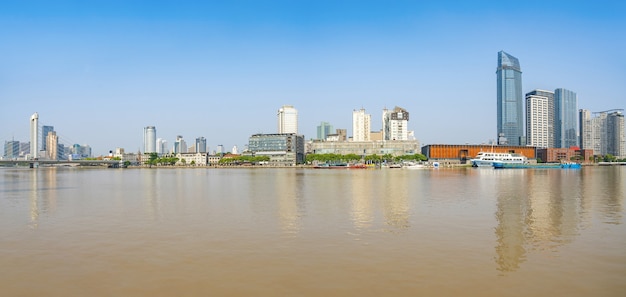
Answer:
[493,162,581,169]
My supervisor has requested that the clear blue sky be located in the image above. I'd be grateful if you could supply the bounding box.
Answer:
[2,0,625,155]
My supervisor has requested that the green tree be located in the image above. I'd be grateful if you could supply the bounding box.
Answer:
[344,154,362,162]
[145,152,158,167]
[364,154,382,164]
[382,154,394,163]
[604,154,616,162]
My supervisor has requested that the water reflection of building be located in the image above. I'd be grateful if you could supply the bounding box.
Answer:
[28,168,59,229]
[380,171,410,232]
[348,171,412,232]
[526,171,581,248]
[350,172,374,229]
[494,170,586,272]
[30,169,40,228]
[143,169,162,221]
[582,167,624,224]
[275,169,304,235]
[494,171,528,272]
[43,168,58,214]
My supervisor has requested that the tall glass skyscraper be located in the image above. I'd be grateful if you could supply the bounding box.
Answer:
[496,51,524,146]
[143,126,156,153]
[195,137,207,153]
[317,121,333,140]
[554,88,578,148]
[42,125,54,151]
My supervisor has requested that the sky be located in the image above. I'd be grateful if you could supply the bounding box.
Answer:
[1,0,625,156]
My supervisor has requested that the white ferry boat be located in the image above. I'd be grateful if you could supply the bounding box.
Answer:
[470,152,527,167]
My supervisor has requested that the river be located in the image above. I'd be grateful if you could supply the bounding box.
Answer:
[1,166,624,296]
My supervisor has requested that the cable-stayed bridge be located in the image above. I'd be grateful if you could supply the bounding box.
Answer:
[1,113,118,168]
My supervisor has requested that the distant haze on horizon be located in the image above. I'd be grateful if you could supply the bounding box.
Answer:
[2,1,624,155]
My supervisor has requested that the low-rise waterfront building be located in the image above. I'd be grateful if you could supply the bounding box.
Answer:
[114,148,140,164]
[421,144,537,164]
[248,133,305,166]
[536,147,594,163]
[176,152,208,166]
[307,140,420,157]
[208,155,222,165]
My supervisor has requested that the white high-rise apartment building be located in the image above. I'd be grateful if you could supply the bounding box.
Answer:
[352,108,371,141]
[143,126,156,153]
[579,109,594,150]
[525,91,551,148]
[607,111,625,158]
[382,106,410,141]
[579,109,625,158]
[277,105,298,134]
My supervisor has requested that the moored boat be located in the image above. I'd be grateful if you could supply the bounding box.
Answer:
[313,162,368,169]
[470,152,527,167]
[402,162,428,169]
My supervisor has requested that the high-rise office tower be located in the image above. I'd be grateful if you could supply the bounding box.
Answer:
[143,126,156,153]
[525,90,553,148]
[195,137,207,153]
[317,122,334,140]
[19,142,30,156]
[4,140,19,158]
[579,109,594,150]
[382,106,410,141]
[352,108,371,141]
[42,125,54,151]
[46,131,58,160]
[58,143,65,160]
[156,138,168,155]
[554,88,578,148]
[277,105,298,134]
[496,51,524,146]
[81,145,92,158]
[174,135,186,154]
[30,112,38,159]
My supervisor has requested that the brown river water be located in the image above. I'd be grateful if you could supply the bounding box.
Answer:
[1,166,625,296]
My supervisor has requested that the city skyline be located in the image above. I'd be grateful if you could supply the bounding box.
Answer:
[1,1,625,155]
